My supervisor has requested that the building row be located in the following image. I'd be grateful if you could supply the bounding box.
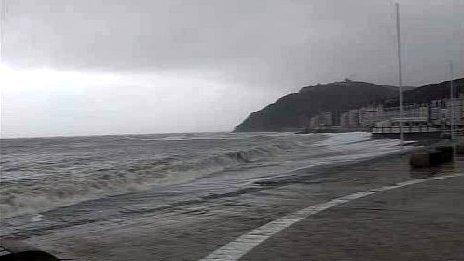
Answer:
[307,97,464,130]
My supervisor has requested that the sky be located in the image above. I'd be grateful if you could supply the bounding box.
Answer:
[0,0,463,138]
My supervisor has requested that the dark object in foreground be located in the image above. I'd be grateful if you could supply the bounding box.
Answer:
[0,251,59,261]
[0,241,59,261]
[410,146,454,168]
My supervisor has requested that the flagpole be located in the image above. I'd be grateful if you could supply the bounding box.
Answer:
[1,0,5,63]
[449,61,455,141]
[396,3,404,146]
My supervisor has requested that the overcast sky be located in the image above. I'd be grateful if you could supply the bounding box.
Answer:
[1,0,463,138]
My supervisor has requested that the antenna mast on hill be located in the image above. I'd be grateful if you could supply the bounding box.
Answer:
[395,3,404,146]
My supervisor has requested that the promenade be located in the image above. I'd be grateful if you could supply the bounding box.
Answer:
[242,160,464,260]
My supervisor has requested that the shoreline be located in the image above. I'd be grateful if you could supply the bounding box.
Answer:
[0,132,402,219]
[0,135,437,221]
[15,145,463,260]
[2,136,462,260]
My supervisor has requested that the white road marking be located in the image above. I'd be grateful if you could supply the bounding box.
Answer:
[200,173,464,261]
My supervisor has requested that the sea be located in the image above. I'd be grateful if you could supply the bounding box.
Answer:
[0,132,406,236]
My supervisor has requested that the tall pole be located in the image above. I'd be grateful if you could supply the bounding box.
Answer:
[396,3,404,146]
[1,0,5,63]
[449,61,455,141]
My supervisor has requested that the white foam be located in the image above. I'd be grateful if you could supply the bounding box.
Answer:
[0,132,410,218]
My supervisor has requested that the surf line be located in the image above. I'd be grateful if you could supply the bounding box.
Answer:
[200,173,464,261]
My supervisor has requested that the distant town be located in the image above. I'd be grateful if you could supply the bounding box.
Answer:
[235,79,464,134]
[308,95,464,133]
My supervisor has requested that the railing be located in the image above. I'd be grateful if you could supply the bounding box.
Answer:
[372,126,441,134]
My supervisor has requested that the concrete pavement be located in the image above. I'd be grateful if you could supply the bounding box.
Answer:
[242,173,464,261]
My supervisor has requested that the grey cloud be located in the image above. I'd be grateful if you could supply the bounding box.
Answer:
[1,0,463,137]
[3,0,462,87]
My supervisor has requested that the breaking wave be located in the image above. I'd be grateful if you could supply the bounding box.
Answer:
[0,133,321,218]
[0,132,405,218]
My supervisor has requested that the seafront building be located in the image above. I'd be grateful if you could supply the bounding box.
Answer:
[307,97,464,131]
[308,111,334,128]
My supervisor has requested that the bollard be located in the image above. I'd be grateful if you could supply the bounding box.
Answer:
[429,150,445,165]
[435,146,454,163]
[456,144,464,155]
[410,148,451,168]
[410,152,431,168]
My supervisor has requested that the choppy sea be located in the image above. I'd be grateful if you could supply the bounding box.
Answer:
[0,132,407,222]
